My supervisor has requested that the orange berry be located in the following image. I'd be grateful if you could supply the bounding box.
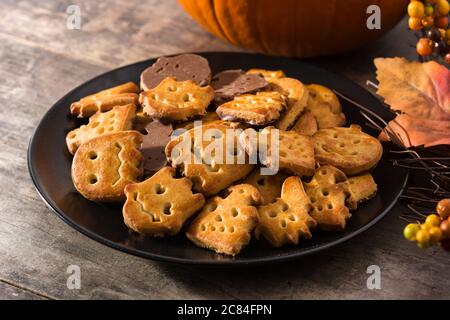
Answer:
[416,38,434,56]
[436,0,450,15]
[440,220,450,238]
[435,15,449,29]
[409,1,426,18]
[426,214,441,227]
[437,199,450,219]
[445,53,450,64]
[409,17,423,30]
[422,16,435,27]
[429,226,443,244]
[416,229,431,246]
[408,1,425,18]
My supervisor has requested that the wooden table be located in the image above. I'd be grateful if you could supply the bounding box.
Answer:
[1,0,448,300]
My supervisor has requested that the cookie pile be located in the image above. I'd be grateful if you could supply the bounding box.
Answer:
[67,54,383,256]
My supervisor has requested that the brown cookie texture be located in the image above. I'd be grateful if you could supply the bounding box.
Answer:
[246,69,286,82]
[242,169,289,205]
[291,110,318,136]
[255,176,317,247]
[344,173,378,210]
[71,131,143,202]
[216,91,287,126]
[306,84,346,129]
[272,77,309,130]
[165,122,254,197]
[313,125,383,176]
[70,82,139,118]
[140,77,214,122]
[211,69,268,102]
[66,104,136,155]
[240,127,315,177]
[140,54,211,90]
[141,121,173,176]
[123,167,205,237]
[186,184,262,256]
[303,166,351,231]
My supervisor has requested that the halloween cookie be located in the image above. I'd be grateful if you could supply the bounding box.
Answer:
[123,167,205,237]
[216,91,287,126]
[186,184,262,256]
[241,127,315,177]
[271,77,309,130]
[70,82,139,118]
[71,131,143,202]
[66,104,136,155]
[291,110,318,136]
[345,173,378,210]
[313,125,383,175]
[256,176,316,247]
[212,69,268,102]
[306,84,345,129]
[242,169,288,205]
[246,69,286,82]
[140,54,211,90]
[165,122,254,196]
[303,166,351,231]
[140,77,214,122]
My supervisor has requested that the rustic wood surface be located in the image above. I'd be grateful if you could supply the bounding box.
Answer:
[0,0,449,300]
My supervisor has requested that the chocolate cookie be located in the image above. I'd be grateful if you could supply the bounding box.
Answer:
[140,54,211,90]
[211,69,268,103]
[141,121,173,176]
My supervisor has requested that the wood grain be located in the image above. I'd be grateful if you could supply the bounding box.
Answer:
[0,280,47,300]
[0,0,448,299]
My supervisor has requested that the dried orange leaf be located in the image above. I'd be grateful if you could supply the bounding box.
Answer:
[379,114,450,148]
[375,57,450,121]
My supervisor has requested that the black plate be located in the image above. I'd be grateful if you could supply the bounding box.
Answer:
[28,52,408,266]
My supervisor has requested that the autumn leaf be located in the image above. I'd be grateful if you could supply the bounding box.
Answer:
[379,114,450,148]
[375,57,450,121]
[375,57,450,147]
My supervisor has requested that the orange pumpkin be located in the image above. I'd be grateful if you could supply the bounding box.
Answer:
[178,0,408,58]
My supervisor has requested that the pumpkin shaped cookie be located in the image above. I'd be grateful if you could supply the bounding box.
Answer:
[123,167,205,237]
[140,77,214,122]
[313,125,383,175]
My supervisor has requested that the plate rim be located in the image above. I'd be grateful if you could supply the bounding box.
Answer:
[27,51,409,266]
